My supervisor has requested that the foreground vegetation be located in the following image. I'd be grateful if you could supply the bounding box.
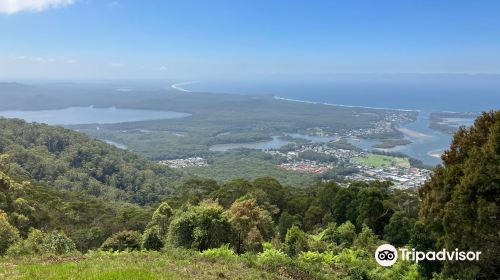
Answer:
[0,111,498,279]
[0,250,279,280]
[0,243,419,280]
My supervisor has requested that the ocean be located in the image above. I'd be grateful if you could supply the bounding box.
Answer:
[177,74,500,165]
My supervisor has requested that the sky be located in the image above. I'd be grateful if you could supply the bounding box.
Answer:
[1,0,500,80]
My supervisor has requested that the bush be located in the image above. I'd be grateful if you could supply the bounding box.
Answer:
[167,201,234,251]
[283,225,309,256]
[335,248,376,279]
[298,251,336,266]
[142,226,163,251]
[257,243,291,269]
[200,244,236,261]
[100,230,142,252]
[336,221,357,246]
[42,231,77,255]
[148,202,173,239]
[0,211,20,255]
[7,229,76,256]
[353,225,380,252]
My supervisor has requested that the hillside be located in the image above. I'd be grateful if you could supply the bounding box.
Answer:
[0,169,152,251]
[0,118,181,205]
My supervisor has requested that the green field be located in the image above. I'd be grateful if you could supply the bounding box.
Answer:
[0,247,420,280]
[351,154,410,168]
[0,251,277,280]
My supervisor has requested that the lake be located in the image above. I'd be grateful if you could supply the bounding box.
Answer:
[0,106,191,125]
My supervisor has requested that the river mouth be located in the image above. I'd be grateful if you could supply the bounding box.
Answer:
[0,106,191,125]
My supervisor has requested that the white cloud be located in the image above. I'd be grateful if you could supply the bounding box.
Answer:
[8,54,76,64]
[159,66,168,71]
[0,0,75,14]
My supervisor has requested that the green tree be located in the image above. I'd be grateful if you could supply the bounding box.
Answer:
[283,225,309,257]
[142,226,163,251]
[251,177,285,211]
[353,225,379,252]
[356,186,387,235]
[315,181,340,216]
[0,210,19,255]
[227,198,273,253]
[331,187,358,224]
[167,200,234,251]
[336,221,357,246]
[303,205,325,230]
[210,179,252,208]
[169,179,219,208]
[277,212,301,240]
[383,211,414,247]
[419,111,500,279]
[100,230,142,251]
[149,202,174,238]
[409,222,441,279]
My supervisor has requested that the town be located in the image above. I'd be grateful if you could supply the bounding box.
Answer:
[158,157,208,168]
[266,140,431,189]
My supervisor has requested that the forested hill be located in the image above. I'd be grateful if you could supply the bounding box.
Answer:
[0,169,151,251]
[0,118,181,205]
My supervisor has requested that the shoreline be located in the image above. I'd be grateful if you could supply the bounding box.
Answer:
[171,81,198,92]
[397,127,431,139]
[273,96,419,112]
[169,81,420,112]
[428,148,445,159]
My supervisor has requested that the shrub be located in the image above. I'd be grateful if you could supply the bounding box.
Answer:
[335,248,376,279]
[142,226,163,251]
[257,243,291,269]
[0,211,20,255]
[200,244,236,261]
[283,225,309,256]
[353,225,380,252]
[7,229,76,256]
[298,251,336,266]
[227,198,274,253]
[336,221,357,246]
[101,230,142,252]
[42,231,77,255]
[148,202,173,238]
[167,201,234,251]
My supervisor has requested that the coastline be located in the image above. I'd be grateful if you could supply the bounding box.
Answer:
[428,148,445,159]
[169,81,450,166]
[273,96,419,112]
[169,81,420,113]
[171,81,198,92]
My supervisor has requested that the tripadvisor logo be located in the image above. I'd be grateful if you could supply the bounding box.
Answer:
[375,244,398,267]
[375,244,482,267]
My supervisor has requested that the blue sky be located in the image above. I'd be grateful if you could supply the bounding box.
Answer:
[1,0,500,80]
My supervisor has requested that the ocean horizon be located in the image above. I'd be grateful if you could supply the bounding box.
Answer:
[174,76,500,166]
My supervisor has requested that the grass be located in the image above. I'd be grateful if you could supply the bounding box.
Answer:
[0,250,279,280]
[351,154,410,168]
